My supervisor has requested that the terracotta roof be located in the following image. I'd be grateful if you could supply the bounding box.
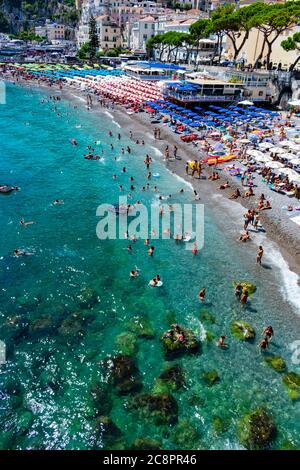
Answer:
[139,15,156,22]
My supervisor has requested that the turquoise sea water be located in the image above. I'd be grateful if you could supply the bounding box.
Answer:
[0,83,300,450]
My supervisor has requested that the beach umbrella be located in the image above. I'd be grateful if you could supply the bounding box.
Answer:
[290,158,300,165]
[281,153,297,160]
[267,161,285,169]
[239,138,251,144]
[259,142,272,150]
[247,149,265,158]
[254,154,272,163]
[279,140,294,147]
[288,99,300,107]
[269,146,285,154]
[238,100,254,106]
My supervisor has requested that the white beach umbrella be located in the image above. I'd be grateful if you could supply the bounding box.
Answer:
[290,158,300,165]
[267,161,285,169]
[238,100,254,106]
[288,99,300,106]
[279,140,292,147]
[255,154,272,163]
[239,138,251,144]
[269,146,286,154]
[247,149,265,158]
[259,142,272,150]
[281,153,297,160]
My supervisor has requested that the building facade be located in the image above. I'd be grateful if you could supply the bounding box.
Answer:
[35,21,65,41]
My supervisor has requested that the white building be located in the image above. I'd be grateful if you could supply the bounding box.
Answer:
[35,21,65,41]
[129,15,156,52]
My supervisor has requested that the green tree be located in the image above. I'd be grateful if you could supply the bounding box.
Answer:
[281,31,300,71]
[88,15,99,58]
[211,4,255,61]
[77,41,91,60]
[250,2,300,69]
[189,18,212,60]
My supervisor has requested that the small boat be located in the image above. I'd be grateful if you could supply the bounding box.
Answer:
[0,185,18,194]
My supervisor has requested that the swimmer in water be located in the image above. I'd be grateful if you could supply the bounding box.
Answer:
[148,246,155,256]
[13,249,33,257]
[127,245,132,253]
[113,175,117,180]
[149,274,161,287]
[70,138,78,146]
[235,284,243,299]
[192,243,198,255]
[217,336,229,349]
[144,238,149,246]
[53,199,64,205]
[262,325,274,341]
[198,288,206,302]
[259,338,269,351]
[240,290,248,305]
[20,219,35,227]
[130,268,140,278]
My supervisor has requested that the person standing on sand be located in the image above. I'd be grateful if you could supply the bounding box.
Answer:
[173,145,178,159]
[257,245,264,265]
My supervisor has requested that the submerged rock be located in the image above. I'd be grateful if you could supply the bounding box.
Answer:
[282,372,300,400]
[39,368,61,392]
[131,438,162,450]
[237,408,276,450]
[202,369,220,386]
[172,420,200,449]
[94,416,122,448]
[2,315,29,341]
[16,410,34,436]
[29,316,55,337]
[89,383,113,416]
[115,332,138,356]
[153,364,185,394]
[78,287,99,309]
[279,440,298,450]
[161,325,200,360]
[264,355,286,373]
[204,330,215,342]
[126,315,155,339]
[130,393,178,425]
[212,416,230,435]
[58,312,85,337]
[199,310,216,324]
[234,281,257,296]
[231,320,255,341]
[102,355,142,395]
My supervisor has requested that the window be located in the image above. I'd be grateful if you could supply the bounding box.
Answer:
[143,34,147,40]
[258,91,263,97]
[145,23,148,29]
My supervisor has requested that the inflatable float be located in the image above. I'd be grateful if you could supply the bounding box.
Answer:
[149,280,163,287]
[206,154,236,165]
